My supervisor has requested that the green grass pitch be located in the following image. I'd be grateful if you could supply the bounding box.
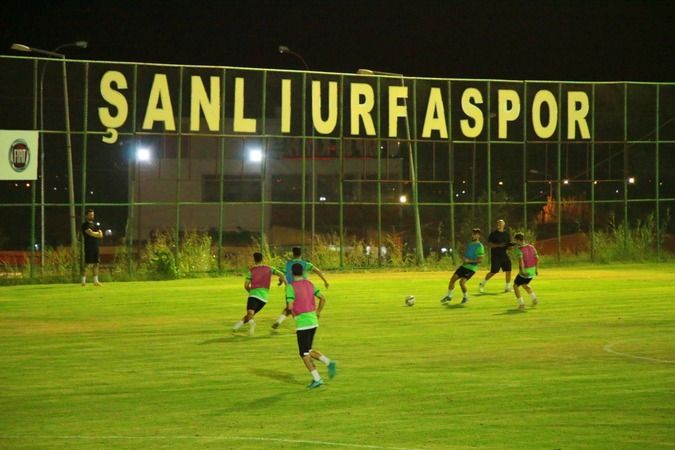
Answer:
[1,264,674,449]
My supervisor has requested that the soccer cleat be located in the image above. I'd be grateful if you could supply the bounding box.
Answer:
[307,379,324,389]
[328,361,337,379]
[440,295,452,304]
[532,298,539,307]
[460,297,469,304]
[517,302,525,310]
[504,287,512,293]
[271,322,279,329]
[478,282,485,293]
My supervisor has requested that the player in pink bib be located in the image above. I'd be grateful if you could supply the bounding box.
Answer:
[232,252,286,336]
[512,232,540,310]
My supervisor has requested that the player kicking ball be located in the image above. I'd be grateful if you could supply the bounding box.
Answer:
[441,228,485,305]
[286,263,337,388]
[512,232,539,310]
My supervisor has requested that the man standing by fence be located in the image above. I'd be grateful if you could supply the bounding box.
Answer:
[81,208,103,286]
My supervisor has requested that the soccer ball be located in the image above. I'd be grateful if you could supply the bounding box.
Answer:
[404,295,416,306]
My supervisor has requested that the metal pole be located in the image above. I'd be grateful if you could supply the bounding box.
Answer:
[60,55,78,278]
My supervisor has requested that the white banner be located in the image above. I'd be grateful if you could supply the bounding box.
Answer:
[0,130,39,180]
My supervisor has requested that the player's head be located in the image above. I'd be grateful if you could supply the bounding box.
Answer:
[85,208,95,220]
[514,232,525,243]
[471,228,481,239]
[292,247,302,258]
[496,219,505,230]
[292,262,304,277]
[253,252,263,263]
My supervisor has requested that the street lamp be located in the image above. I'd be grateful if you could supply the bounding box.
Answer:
[279,45,317,255]
[11,41,87,271]
[357,68,425,264]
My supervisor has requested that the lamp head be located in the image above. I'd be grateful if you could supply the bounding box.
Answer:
[357,69,374,75]
[74,41,88,49]
[278,45,290,54]
[10,43,31,52]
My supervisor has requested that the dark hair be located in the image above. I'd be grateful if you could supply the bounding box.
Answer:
[514,232,525,241]
[471,228,481,234]
[85,208,94,214]
[292,262,304,276]
[253,252,263,262]
[292,247,302,257]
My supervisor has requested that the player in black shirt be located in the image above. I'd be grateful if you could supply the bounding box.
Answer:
[478,219,513,293]
[81,208,103,286]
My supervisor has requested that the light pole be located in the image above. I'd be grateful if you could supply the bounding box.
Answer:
[279,45,317,255]
[357,68,424,264]
[11,41,87,272]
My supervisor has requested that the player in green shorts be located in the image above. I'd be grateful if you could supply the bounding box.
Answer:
[512,232,540,310]
[286,263,337,388]
[441,228,485,305]
[232,252,286,336]
[272,246,329,329]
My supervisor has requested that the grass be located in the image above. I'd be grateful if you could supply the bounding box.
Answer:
[1,264,674,449]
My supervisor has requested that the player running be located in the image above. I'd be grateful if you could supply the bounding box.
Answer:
[286,262,336,388]
[441,228,485,305]
[478,219,514,293]
[512,232,540,310]
[232,252,287,336]
[272,246,329,329]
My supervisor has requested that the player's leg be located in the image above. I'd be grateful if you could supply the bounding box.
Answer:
[298,329,323,388]
[479,270,497,292]
[272,303,291,329]
[459,277,469,304]
[442,272,460,303]
[310,349,337,379]
[81,263,88,286]
[503,258,513,292]
[93,263,101,286]
[514,276,526,309]
[523,283,538,305]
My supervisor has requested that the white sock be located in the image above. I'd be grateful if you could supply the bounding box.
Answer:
[248,319,256,327]
[319,355,331,366]
[505,283,511,289]
[275,314,287,325]
[480,279,487,285]
[310,369,321,381]
[81,276,86,284]
[447,290,453,297]
[517,297,525,305]
[530,292,537,300]
[463,292,468,299]
[232,320,244,330]
[94,275,99,283]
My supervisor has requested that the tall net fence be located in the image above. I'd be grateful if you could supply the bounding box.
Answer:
[1,56,674,278]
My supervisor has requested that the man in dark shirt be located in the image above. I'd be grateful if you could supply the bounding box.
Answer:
[478,219,513,293]
[81,208,103,286]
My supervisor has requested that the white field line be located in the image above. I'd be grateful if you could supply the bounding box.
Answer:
[0,435,425,450]
[604,340,675,364]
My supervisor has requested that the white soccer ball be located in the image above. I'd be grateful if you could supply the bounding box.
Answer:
[404,295,416,306]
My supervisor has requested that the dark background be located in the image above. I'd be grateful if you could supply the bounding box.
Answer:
[2,0,674,81]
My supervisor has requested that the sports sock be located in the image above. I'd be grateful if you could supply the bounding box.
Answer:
[447,290,452,297]
[81,276,86,285]
[310,369,321,381]
[232,320,244,330]
[93,275,99,283]
[517,297,525,305]
[319,355,331,366]
[463,293,468,299]
[275,314,287,325]
[530,292,537,300]
[505,282,511,290]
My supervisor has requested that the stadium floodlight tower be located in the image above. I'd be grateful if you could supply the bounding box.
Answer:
[357,68,425,265]
[10,41,87,272]
[278,45,319,256]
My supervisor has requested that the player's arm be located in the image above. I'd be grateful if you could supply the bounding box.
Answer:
[315,292,326,318]
[84,227,103,239]
[244,275,251,292]
[312,267,329,288]
[278,272,288,286]
[285,285,296,316]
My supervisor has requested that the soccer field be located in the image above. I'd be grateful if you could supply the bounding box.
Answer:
[1,265,674,449]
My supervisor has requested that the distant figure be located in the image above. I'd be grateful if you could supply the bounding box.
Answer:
[272,247,329,329]
[512,232,540,310]
[479,219,513,293]
[232,252,286,336]
[81,208,103,286]
[286,263,336,388]
[441,228,485,305]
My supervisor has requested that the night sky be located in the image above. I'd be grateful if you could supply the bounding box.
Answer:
[2,0,674,82]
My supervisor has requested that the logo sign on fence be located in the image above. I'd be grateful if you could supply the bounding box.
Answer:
[0,130,38,180]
